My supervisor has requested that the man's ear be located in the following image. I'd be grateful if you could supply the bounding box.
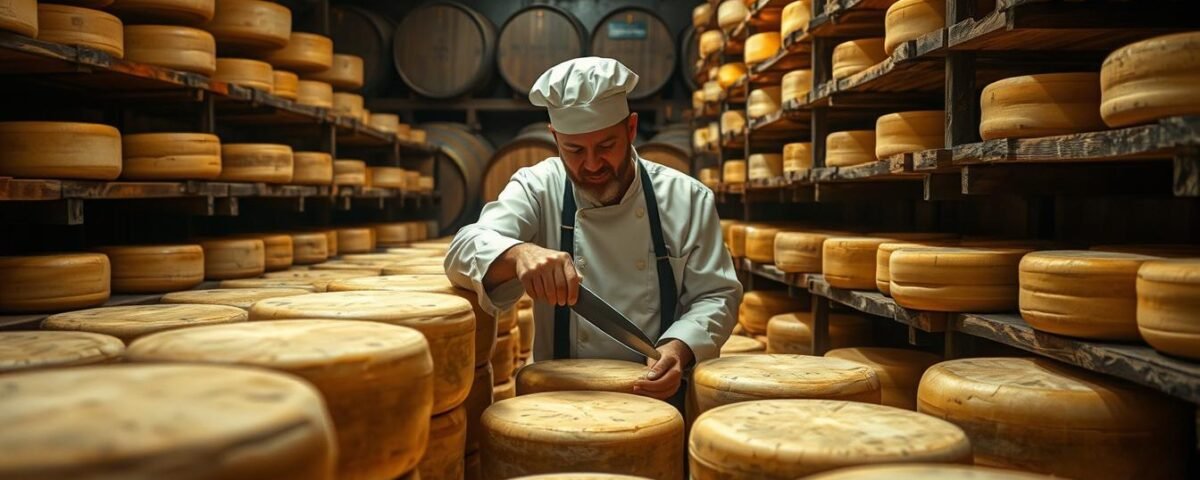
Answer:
[627,112,639,142]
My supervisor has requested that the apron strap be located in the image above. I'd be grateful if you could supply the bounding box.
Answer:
[553,180,577,360]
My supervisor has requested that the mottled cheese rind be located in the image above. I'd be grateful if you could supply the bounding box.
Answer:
[692,354,881,414]
[0,331,124,373]
[516,359,649,396]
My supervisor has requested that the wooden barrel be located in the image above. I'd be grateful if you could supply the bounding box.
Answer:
[394,2,497,99]
[497,5,588,95]
[331,5,395,97]
[679,26,701,91]
[483,123,557,202]
[422,123,494,235]
[590,7,676,100]
[639,125,692,174]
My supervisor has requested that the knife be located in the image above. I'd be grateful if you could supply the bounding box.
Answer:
[571,284,662,360]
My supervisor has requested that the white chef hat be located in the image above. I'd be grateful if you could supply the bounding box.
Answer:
[529,57,640,135]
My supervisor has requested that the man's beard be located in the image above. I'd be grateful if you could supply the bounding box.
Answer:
[568,144,634,205]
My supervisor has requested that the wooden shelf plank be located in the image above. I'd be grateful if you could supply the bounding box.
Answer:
[807,0,887,38]
[948,1,1200,52]
[807,275,949,332]
[0,281,222,331]
[953,116,1200,166]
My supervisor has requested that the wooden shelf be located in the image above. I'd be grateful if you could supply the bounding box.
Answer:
[808,29,946,107]
[807,0,888,38]
[0,281,222,331]
[808,275,950,332]
[949,0,1200,52]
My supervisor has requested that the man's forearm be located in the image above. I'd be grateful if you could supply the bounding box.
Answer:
[482,243,523,290]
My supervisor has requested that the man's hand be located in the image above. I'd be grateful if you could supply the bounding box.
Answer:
[499,243,582,306]
[633,339,694,400]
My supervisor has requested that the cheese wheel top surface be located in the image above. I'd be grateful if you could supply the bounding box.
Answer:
[218,278,319,292]
[1138,258,1200,283]
[516,359,649,393]
[805,464,1056,480]
[42,304,248,341]
[694,354,879,397]
[1020,250,1157,275]
[326,274,456,294]
[0,331,124,372]
[720,335,765,355]
[249,291,472,333]
[159,287,311,309]
[514,475,651,480]
[483,391,681,439]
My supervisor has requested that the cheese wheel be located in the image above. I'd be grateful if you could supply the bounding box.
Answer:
[884,0,944,55]
[123,25,214,75]
[332,92,364,118]
[127,320,434,480]
[720,335,765,356]
[0,121,122,180]
[262,269,377,290]
[1137,259,1200,360]
[107,0,215,26]
[333,159,367,186]
[331,227,372,253]
[773,231,836,273]
[515,359,649,396]
[745,32,780,65]
[383,263,447,276]
[517,308,533,354]
[492,333,515,385]
[290,232,329,265]
[374,223,415,247]
[747,86,781,118]
[0,364,336,480]
[691,399,971,478]
[806,464,1057,480]
[722,159,746,184]
[312,261,384,274]
[1092,244,1200,257]
[918,357,1190,477]
[369,113,401,133]
[482,391,684,479]
[213,57,273,92]
[370,166,406,189]
[717,0,748,32]
[875,110,944,159]
[418,406,467,480]
[96,244,204,293]
[726,222,748,257]
[159,287,308,309]
[199,237,265,280]
[272,70,299,99]
[744,225,782,263]
[512,476,649,480]
[495,306,518,333]
[206,0,290,49]
[292,151,333,185]
[120,132,219,180]
[249,290,475,414]
[38,4,124,58]
[692,354,880,413]
[766,312,871,355]
[494,378,516,401]
[782,142,812,172]
[237,233,290,271]
[318,229,338,256]
[305,53,364,90]
[465,363,493,454]
[219,143,293,183]
[823,237,894,290]
[416,175,434,190]
[717,62,747,90]
[296,80,333,108]
[699,30,723,58]
[260,32,332,72]
[692,90,705,113]
[703,81,722,104]
[832,38,886,80]
[1102,32,1200,127]
[1019,250,1157,340]
[825,347,940,410]
[693,3,713,29]
[698,167,720,189]
[890,247,1029,312]
[747,153,782,181]
[781,69,813,103]
[0,0,37,37]
[0,253,110,313]
[876,241,952,294]
[781,0,811,39]
[980,73,1105,140]
[43,304,247,342]
[0,331,124,373]
[826,130,876,167]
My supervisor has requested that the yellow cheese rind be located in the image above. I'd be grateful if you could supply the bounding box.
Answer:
[291,232,329,265]
[491,332,515,385]
[515,359,649,395]
[698,167,720,189]
[0,0,37,37]
[823,237,893,289]
[747,153,782,181]
[517,307,534,355]
[465,363,493,454]
[884,0,944,56]
[798,463,1055,480]
[493,378,516,401]
[766,312,871,355]
[261,269,376,290]
[980,72,1105,140]
[334,159,367,186]
[699,30,723,58]
[42,303,247,342]
[160,287,309,309]
[121,132,220,180]
[1101,32,1200,128]
[199,237,265,280]
[725,222,748,257]
[0,121,122,180]
[738,290,804,334]
[781,0,812,39]
[260,32,332,72]
[272,70,299,99]
[875,110,944,159]
[719,335,765,356]
[332,93,364,119]
[1137,259,1200,360]
[419,406,467,480]
[107,0,216,26]
[692,354,880,414]
[693,3,713,29]
[368,113,402,133]
[743,224,781,263]
[206,0,291,49]
[717,0,748,32]
[826,130,876,167]
[292,151,333,185]
[123,25,215,75]
[717,62,746,91]
[38,4,124,58]
[219,143,293,183]
[1019,250,1157,340]
[96,244,204,293]
[722,159,746,184]
[296,79,334,108]
[336,227,375,253]
[825,347,941,410]
[745,32,780,66]
[305,53,364,90]
[781,69,813,103]
[0,253,111,313]
[832,38,886,80]
[890,247,1029,312]
[782,142,812,173]
[213,57,273,92]
[0,331,124,373]
[369,166,406,188]
[747,86,781,118]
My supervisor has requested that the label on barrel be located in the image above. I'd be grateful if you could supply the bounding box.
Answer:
[607,20,647,40]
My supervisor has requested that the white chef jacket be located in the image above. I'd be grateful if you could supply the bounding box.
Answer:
[445,149,742,363]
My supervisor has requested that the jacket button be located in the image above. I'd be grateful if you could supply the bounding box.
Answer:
[636,208,645,218]
[635,260,646,270]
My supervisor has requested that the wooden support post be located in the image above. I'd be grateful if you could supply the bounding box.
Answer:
[812,296,832,356]
[1173,146,1199,197]
[811,107,829,168]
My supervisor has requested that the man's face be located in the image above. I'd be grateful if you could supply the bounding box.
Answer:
[551,113,639,205]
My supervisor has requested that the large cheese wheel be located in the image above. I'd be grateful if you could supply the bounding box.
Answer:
[782,142,812,172]
[699,29,723,58]
[698,167,720,189]
[312,261,384,274]
[419,406,467,480]
[691,354,880,413]
[272,70,299,99]
[738,290,804,335]
[1102,32,1200,127]
[42,304,247,342]
[261,269,377,291]
[291,232,329,265]
[781,0,811,39]
[773,231,842,273]
[219,143,292,183]
[744,224,786,263]
[1019,250,1157,340]
[38,4,124,58]
[823,237,894,290]
[495,306,518,334]
[336,227,375,253]
[0,364,336,480]
[123,25,215,75]
[875,110,943,159]
[333,159,367,186]
[250,290,475,414]
[107,0,215,26]
[491,332,515,385]
[127,320,434,480]
[745,32,780,65]
[515,359,648,396]
[806,464,1057,480]
[206,0,290,49]
[305,53,364,90]
[890,247,1029,312]
[826,130,876,167]
[0,331,123,373]
[0,253,110,313]
[213,57,273,92]
[747,86,782,118]
[876,241,952,294]
[370,166,406,189]
[322,229,338,256]
[374,223,415,247]
[747,153,782,181]
[716,0,748,32]
[1137,259,1200,360]
[0,121,121,180]
[260,32,332,73]
[722,159,746,184]
[825,347,940,410]
[368,113,402,133]
[918,357,1190,478]
[160,287,309,309]
[296,80,334,108]
[725,222,748,257]
[720,335,765,356]
[0,0,37,37]
[465,363,494,454]
[383,263,448,276]
[717,62,747,90]
[884,0,944,55]
[703,81,722,104]
[832,38,886,79]
[980,73,1105,140]
[781,69,812,103]
[96,244,203,293]
[199,237,265,280]
[765,312,871,355]
[517,308,534,355]
[693,3,713,29]
[240,233,292,271]
[219,278,318,292]
[121,132,219,180]
[690,399,971,478]
[292,151,333,185]
[482,391,684,479]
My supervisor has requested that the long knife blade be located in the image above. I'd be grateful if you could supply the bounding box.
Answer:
[571,285,662,360]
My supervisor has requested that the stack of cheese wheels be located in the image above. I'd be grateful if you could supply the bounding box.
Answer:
[515,359,648,395]
[1137,259,1200,360]
[213,58,274,92]
[121,133,220,180]
[465,362,494,456]
[482,391,684,478]
[0,0,36,37]
[127,320,434,480]
[369,113,402,133]
[332,93,364,118]
[296,80,334,107]
[808,464,1058,480]
[219,143,293,183]
[883,0,944,55]
[107,0,217,26]
[918,357,1190,478]
[717,0,748,32]
[738,290,805,335]
[205,0,291,49]
[0,253,111,313]
[747,86,781,118]
[42,304,248,342]
[690,399,971,478]
[720,335,765,356]
[37,4,125,58]
[0,364,337,479]
[745,32,780,66]
[370,167,407,189]
[781,0,811,39]
[766,311,871,354]
[782,142,812,173]
[825,130,877,167]
[774,230,838,273]
[491,328,516,385]
[336,227,375,253]
[334,159,367,186]
[96,244,204,293]
[823,237,896,289]
[832,38,886,79]
[875,110,944,159]
[249,290,475,415]
[272,70,299,99]
[305,53,365,90]
[717,62,746,91]
[419,406,468,480]
[979,73,1105,140]
[291,232,329,264]
[890,247,1030,312]
[160,287,309,309]
[1019,250,1159,340]
[722,159,746,184]
[292,151,333,185]
[123,25,215,75]
[1101,32,1200,127]
[698,167,720,189]
[747,153,783,181]
[691,354,880,413]
[517,306,533,359]
[781,69,812,103]
[725,222,749,257]
[494,373,517,401]
[825,347,940,410]
[199,237,265,280]
[0,331,124,373]
[744,224,784,263]
[693,2,713,29]
[0,121,122,180]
